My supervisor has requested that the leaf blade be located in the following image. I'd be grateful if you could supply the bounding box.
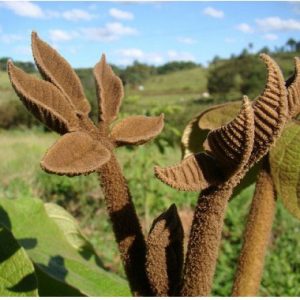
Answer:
[41,131,111,176]
[0,227,38,296]
[7,61,79,134]
[94,54,124,123]
[32,32,91,115]
[111,114,164,146]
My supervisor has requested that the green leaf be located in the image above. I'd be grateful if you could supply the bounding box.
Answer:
[0,198,131,296]
[44,203,104,268]
[270,121,300,219]
[0,226,38,296]
[181,101,260,196]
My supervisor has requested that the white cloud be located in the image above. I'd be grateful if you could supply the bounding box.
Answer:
[177,37,197,45]
[263,33,278,41]
[109,8,134,21]
[236,23,254,33]
[62,9,95,21]
[167,50,196,62]
[256,17,300,32]
[49,29,78,42]
[81,22,138,42]
[203,7,224,19]
[2,1,44,18]
[116,48,164,65]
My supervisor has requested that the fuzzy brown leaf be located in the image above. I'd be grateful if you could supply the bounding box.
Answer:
[41,131,111,176]
[111,114,164,146]
[8,61,79,134]
[286,57,300,118]
[203,96,255,180]
[146,204,184,296]
[32,32,91,115]
[154,152,223,192]
[249,53,287,166]
[94,54,124,123]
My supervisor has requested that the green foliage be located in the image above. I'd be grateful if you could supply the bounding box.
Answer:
[0,227,38,296]
[156,61,199,75]
[269,121,300,220]
[0,57,36,73]
[0,197,130,296]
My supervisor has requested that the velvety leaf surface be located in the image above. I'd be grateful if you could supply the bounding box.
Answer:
[111,114,164,146]
[203,97,255,180]
[180,101,259,195]
[32,32,91,115]
[0,227,38,296]
[0,198,131,296]
[270,121,300,219]
[94,54,124,123]
[7,61,79,134]
[41,131,111,176]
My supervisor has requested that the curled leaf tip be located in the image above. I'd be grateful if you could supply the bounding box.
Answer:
[154,152,222,192]
[203,96,255,180]
[249,54,287,167]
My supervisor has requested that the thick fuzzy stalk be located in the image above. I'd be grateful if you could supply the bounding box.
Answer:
[98,153,152,296]
[232,162,276,296]
[181,185,233,296]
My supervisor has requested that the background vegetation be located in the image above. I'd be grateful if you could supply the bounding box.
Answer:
[0,39,300,296]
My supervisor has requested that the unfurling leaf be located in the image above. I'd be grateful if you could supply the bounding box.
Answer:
[154,152,222,192]
[32,32,91,115]
[8,61,79,134]
[204,96,255,180]
[41,131,111,176]
[270,121,300,219]
[286,57,300,118]
[146,204,184,296]
[181,101,241,159]
[93,54,124,123]
[249,53,287,166]
[111,114,164,146]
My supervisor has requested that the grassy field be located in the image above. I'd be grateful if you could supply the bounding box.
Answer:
[1,129,300,296]
[1,53,300,295]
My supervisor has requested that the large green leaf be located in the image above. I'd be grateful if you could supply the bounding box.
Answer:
[0,226,38,296]
[181,101,260,196]
[270,121,300,219]
[0,198,130,296]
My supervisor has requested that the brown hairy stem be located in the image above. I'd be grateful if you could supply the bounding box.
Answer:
[180,185,232,296]
[98,153,152,296]
[232,160,276,296]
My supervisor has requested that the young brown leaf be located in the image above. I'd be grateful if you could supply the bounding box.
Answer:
[41,131,111,176]
[203,96,255,180]
[154,152,223,192]
[111,114,164,146]
[8,61,79,134]
[93,54,124,123]
[286,57,300,118]
[31,32,91,115]
[249,53,287,167]
[146,204,184,296]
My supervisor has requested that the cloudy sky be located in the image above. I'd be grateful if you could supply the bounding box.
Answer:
[0,1,299,68]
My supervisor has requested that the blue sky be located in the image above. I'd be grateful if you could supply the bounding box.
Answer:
[0,1,300,68]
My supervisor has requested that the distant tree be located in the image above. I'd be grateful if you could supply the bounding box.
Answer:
[286,38,297,52]
[156,61,198,75]
[258,46,271,55]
